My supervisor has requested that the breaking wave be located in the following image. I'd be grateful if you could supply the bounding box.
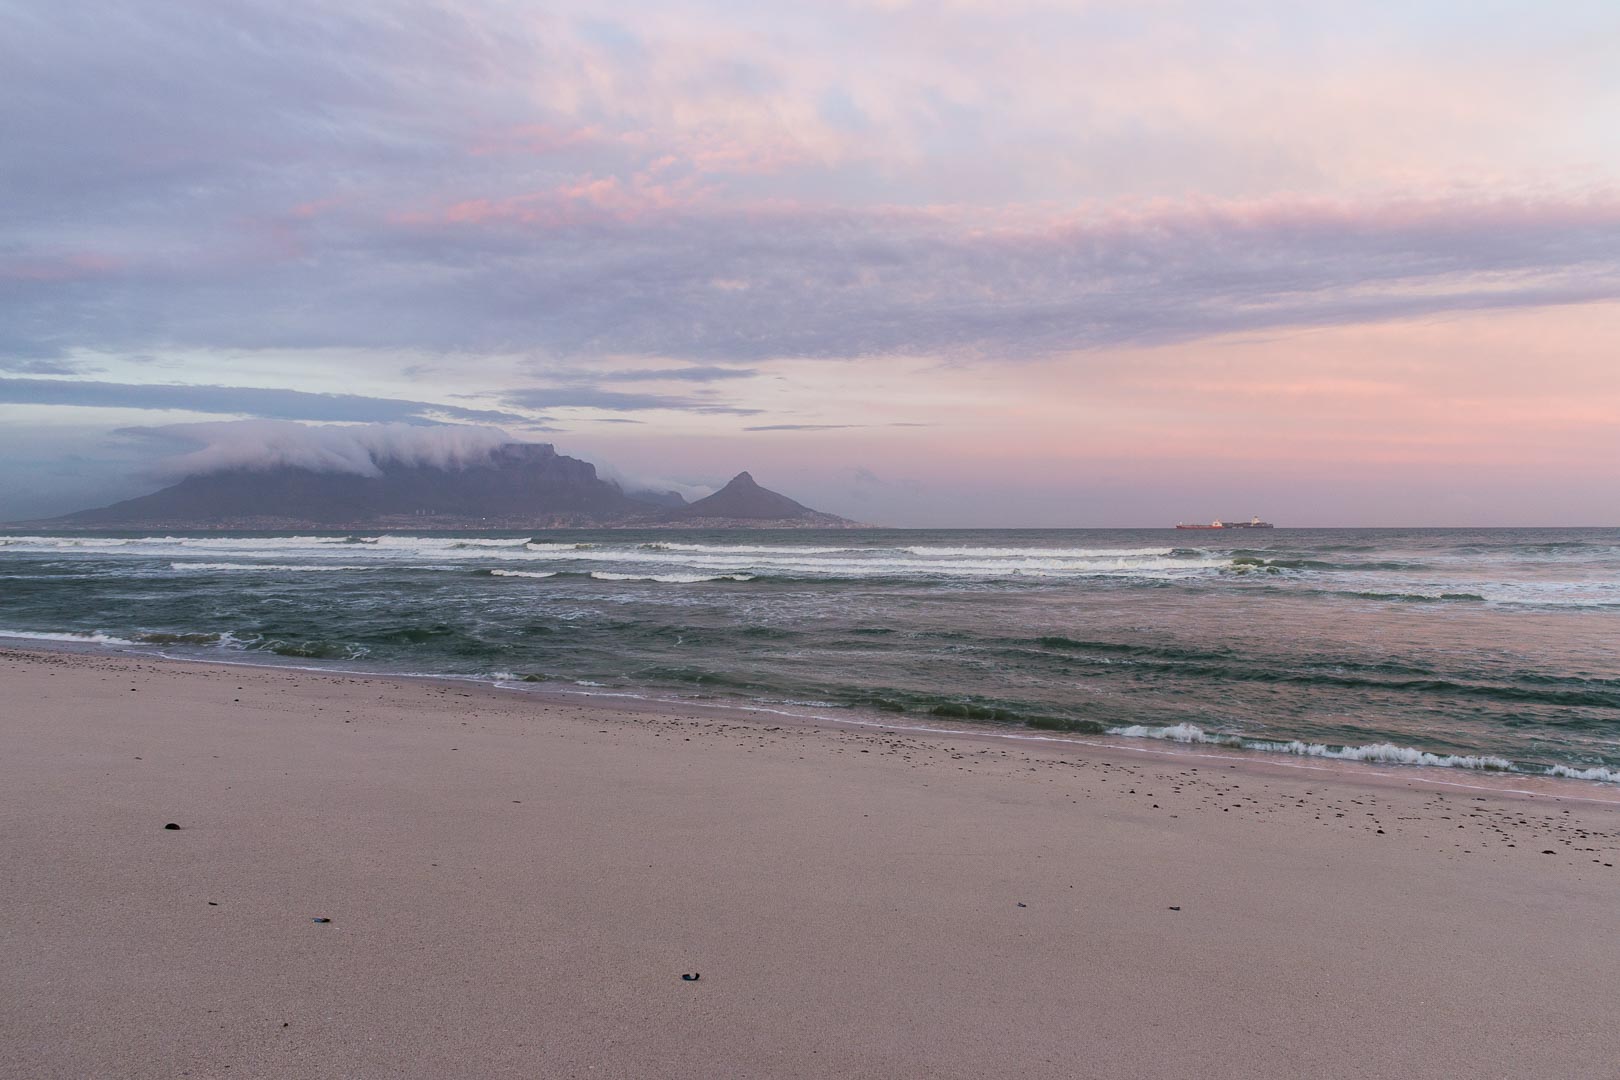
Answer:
[0,628,136,645]
[1107,723,1517,772]
[5,526,1618,787]
[590,571,756,583]
[171,562,382,572]
[1545,764,1620,783]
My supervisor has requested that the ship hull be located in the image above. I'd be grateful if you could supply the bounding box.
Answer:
[1174,522,1275,530]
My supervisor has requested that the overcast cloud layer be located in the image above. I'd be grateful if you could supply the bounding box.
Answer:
[2,0,1618,523]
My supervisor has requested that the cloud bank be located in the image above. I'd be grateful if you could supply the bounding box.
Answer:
[0,378,527,423]
[3,1,1619,371]
[127,421,519,479]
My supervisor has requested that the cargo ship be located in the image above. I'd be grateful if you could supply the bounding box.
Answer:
[1175,516,1274,530]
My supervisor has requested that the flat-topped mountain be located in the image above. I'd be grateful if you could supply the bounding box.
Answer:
[42,444,860,529]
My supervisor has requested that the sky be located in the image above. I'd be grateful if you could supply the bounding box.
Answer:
[2,0,1618,526]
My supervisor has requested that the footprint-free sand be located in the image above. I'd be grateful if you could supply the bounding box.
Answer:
[3,647,1617,1079]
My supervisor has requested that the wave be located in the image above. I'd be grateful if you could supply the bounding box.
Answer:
[1031,638,1620,707]
[170,562,383,572]
[133,631,224,645]
[899,545,1177,559]
[1229,556,1334,571]
[1229,553,1432,572]
[1331,590,1486,603]
[512,547,1230,578]
[638,542,860,555]
[489,569,558,579]
[444,539,532,550]
[0,628,135,645]
[1107,723,1516,771]
[252,639,371,660]
[15,534,1609,598]
[589,571,756,583]
[1546,764,1620,783]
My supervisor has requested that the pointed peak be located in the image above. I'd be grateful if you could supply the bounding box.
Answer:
[723,470,759,488]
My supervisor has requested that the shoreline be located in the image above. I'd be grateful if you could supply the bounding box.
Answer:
[4,646,1620,1078]
[5,635,1618,804]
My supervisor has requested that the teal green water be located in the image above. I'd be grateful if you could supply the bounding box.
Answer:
[2,527,1617,782]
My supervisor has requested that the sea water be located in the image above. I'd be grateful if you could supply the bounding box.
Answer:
[1,527,1616,784]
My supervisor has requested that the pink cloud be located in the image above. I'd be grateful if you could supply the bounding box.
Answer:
[0,254,121,283]
[467,123,618,158]
[401,172,713,229]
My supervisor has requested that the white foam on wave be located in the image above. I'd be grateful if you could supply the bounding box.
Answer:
[0,628,135,645]
[590,571,756,583]
[5,534,536,562]
[490,569,558,579]
[0,534,1298,584]
[1546,764,1620,783]
[900,545,1176,559]
[513,546,1224,578]
[171,562,380,572]
[0,536,166,549]
[1107,723,1516,772]
[1110,722,1228,744]
[640,542,858,555]
[10,533,1616,604]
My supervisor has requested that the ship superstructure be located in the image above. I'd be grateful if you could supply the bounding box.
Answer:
[1174,516,1275,530]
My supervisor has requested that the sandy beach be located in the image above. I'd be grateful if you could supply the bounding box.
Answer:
[2,647,1617,1080]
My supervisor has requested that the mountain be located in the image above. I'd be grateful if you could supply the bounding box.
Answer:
[40,445,858,529]
[54,443,644,528]
[663,471,854,526]
[628,489,689,511]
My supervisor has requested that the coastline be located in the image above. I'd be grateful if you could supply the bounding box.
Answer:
[3,646,1618,1078]
[7,632,1619,802]
[5,527,1615,788]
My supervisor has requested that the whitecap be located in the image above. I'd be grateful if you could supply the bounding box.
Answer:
[1107,723,1516,772]
[1546,764,1620,783]
[589,571,756,583]
[0,629,135,645]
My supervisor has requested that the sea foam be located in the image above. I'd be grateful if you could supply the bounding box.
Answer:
[0,629,135,645]
[589,571,755,583]
[1546,764,1620,783]
[171,562,381,572]
[1107,723,1516,772]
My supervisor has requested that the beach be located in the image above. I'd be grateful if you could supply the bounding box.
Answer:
[3,646,1618,1080]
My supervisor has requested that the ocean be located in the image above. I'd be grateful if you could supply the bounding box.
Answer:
[2,527,1617,784]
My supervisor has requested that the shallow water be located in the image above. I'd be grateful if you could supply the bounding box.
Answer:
[1,527,1617,783]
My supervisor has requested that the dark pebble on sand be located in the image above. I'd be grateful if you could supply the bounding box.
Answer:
[681,973,700,981]
[164,823,180,830]
[1168,906,1181,911]
[1017,902,1027,908]
[1542,850,1556,854]
[311,917,331,924]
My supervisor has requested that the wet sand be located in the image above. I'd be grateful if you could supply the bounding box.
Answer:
[2,647,1618,1079]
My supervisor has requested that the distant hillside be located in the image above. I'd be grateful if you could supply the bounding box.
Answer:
[663,472,855,527]
[41,445,861,529]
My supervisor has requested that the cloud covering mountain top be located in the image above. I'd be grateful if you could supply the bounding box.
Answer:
[130,421,520,479]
